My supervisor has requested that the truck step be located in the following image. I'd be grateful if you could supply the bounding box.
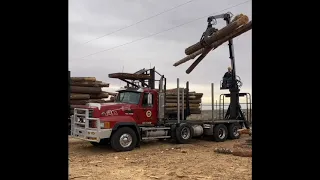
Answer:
[141,127,171,131]
[142,136,171,140]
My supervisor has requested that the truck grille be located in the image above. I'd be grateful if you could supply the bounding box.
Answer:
[74,109,93,117]
[73,109,95,128]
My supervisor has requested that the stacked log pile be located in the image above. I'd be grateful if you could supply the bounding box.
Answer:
[70,77,115,105]
[163,88,203,114]
[173,13,252,74]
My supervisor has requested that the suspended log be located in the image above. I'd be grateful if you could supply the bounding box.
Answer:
[184,14,249,55]
[174,22,252,75]
[71,77,96,82]
[186,21,252,74]
[174,21,252,67]
[90,92,109,99]
[166,99,201,103]
[70,93,90,100]
[71,81,110,87]
[108,73,151,80]
[70,86,102,94]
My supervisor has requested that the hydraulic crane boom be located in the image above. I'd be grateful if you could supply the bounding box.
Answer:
[202,12,237,89]
[200,12,248,127]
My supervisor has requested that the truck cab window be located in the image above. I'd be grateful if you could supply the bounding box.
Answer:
[142,93,153,107]
[115,91,141,104]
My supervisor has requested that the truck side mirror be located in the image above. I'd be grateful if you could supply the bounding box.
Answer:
[147,93,152,105]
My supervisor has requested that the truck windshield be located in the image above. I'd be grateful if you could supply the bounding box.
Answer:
[116,91,141,104]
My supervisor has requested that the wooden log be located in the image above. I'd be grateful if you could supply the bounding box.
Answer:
[70,93,90,100]
[166,91,197,96]
[166,109,201,114]
[166,99,201,103]
[232,149,252,157]
[90,92,109,99]
[166,107,200,111]
[165,103,200,107]
[108,73,151,80]
[194,93,203,98]
[71,81,110,87]
[70,86,102,94]
[71,77,96,82]
[107,92,118,96]
[174,21,252,68]
[184,14,249,55]
[88,99,107,103]
[214,148,233,154]
[238,128,251,135]
[185,21,252,74]
[166,95,197,99]
[70,100,89,105]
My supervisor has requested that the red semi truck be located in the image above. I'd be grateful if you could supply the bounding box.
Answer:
[70,70,251,152]
[70,12,253,151]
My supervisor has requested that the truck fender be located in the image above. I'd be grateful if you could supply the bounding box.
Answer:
[112,122,141,147]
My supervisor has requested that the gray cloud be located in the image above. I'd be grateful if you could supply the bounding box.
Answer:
[69,0,252,103]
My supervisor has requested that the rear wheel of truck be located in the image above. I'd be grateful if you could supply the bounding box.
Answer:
[110,127,137,152]
[227,123,241,139]
[175,123,193,144]
[213,124,228,142]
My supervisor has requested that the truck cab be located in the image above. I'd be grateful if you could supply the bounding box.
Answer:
[71,87,162,151]
[112,87,159,126]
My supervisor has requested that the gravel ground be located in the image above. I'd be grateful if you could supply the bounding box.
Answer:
[69,135,252,180]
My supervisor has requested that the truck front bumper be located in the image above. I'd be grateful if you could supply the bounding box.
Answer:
[70,108,112,143]
[71,128,112,142]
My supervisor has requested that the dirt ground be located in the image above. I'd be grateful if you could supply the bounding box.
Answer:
[69,135,252,180]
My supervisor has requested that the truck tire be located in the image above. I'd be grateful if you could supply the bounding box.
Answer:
[175,123,193,144]
[213,124,228,142]
[110,127,137,152]
[228,123,241,139]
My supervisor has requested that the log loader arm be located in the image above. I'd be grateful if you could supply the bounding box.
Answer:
[199,12,249,128]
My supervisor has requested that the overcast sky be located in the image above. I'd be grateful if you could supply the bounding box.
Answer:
[69,0,252,104]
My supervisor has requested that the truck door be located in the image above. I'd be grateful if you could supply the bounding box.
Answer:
[138,92,158,125]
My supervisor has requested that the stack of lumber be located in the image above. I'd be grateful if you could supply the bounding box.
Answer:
[70,77,115,105]
[173,13,252,74]
[164,88,203,114]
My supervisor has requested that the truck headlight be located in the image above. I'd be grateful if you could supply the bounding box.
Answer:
[100,122,105,128]
[99,121,110,129]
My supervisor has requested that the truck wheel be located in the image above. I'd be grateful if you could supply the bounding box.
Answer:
[228,123,241,139]
[175,124,193,144]
[213,124,228,142]
[110,127,137,152]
